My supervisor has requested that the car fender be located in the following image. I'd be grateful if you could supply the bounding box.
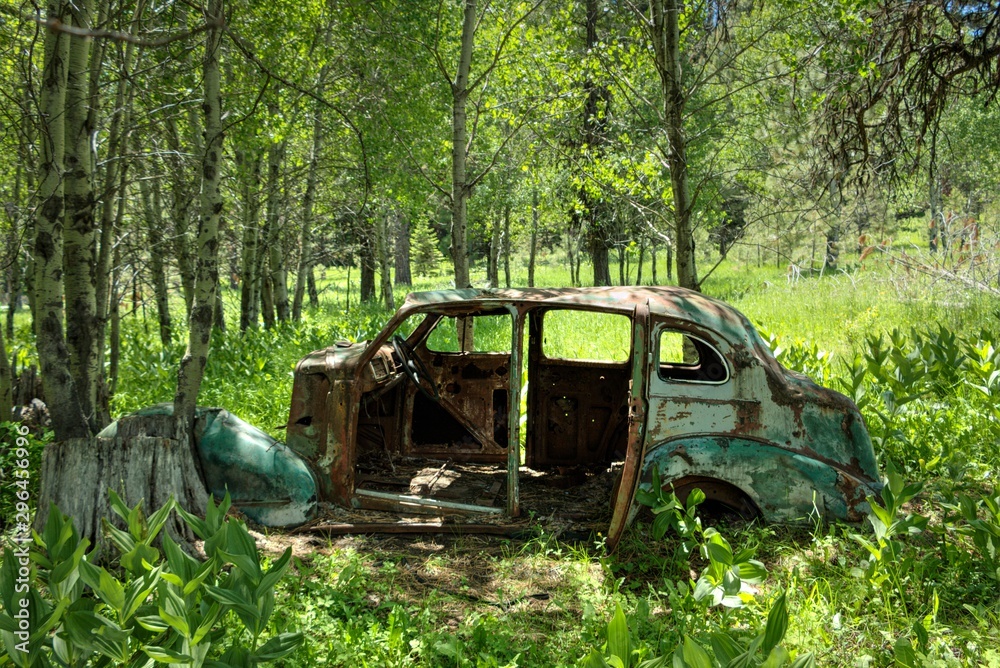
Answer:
[98,403,318,527]
[636,435,875,523]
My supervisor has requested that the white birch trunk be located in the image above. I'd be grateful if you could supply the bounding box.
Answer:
[62,0,100,429]
[174,0,225,443]
[450,0,476,290]
[33,0,89,441]
[263,119,289,322]
[652,0,699,291]
[375,209,395,311]
[293,95,323,321]
[238,149,263,331]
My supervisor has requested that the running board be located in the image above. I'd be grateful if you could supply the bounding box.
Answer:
[354,488,503,514]
[295,521,531,537]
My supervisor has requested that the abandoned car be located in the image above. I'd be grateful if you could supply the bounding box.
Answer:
[104,287,880,543]
[267,286,879,546]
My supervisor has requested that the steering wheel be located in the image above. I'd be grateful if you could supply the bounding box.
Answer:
[391,335,440,402]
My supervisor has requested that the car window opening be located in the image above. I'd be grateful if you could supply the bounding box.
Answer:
[658,328,729,383]
[350,307,631,530]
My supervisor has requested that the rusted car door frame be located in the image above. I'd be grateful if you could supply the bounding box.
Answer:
[403,311,513,461]
[526,307,633,468]
[605,300,649,549]
[342,296,650,536]
[350,301,525,517]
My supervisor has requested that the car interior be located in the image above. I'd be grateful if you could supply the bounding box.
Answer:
[351,307,635,527]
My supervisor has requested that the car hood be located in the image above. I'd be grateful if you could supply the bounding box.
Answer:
[295,340,368,381]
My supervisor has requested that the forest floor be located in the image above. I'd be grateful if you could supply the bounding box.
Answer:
[6,250,1000,666]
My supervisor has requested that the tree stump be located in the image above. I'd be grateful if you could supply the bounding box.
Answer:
[35,414,209,559]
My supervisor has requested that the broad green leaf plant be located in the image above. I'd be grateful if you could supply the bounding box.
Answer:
[582,594,815,667]
[850,462,928,622]
[635,468,767,609]
[0,492,302,668]
[584,470,814,667]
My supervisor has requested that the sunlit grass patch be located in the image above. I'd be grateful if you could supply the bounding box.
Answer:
[541,309,632,363]
[264,533,611,667]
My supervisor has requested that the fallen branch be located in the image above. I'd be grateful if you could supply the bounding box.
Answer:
[886,250,1000,297]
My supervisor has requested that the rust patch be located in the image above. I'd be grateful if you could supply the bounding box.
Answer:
[841,412,855,438]
[789,402,804,430]
[461,362,494,380]
[669,444,695,466]
[733,401,762,435]
[797,444,867,478]
[836,472,868,522]
[727,342,758,371]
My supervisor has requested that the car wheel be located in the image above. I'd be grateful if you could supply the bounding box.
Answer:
[668,475,762,523]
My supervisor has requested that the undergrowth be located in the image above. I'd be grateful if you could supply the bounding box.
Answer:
[3,264,1000,666]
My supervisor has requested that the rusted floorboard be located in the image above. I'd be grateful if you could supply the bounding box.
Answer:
[296,521,532,536]
[474,480,503,507]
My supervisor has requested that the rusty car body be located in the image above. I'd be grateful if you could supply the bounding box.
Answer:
[281,286,880,546]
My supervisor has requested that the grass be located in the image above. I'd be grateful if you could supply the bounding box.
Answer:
[271,535,611,667]
[4,245,1000,666]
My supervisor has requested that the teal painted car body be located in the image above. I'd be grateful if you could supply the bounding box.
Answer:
[638,436,872,522]
[278,287,881,541]
[638,307,880,522]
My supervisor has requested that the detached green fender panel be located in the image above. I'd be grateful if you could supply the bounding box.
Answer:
[98,404,317,527]
[638,436,876,522]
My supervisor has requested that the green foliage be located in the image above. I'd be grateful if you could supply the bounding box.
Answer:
[654,597,806,668]
[850,464,929,620]
[854,326,1000,476]
[953,490,1000,583]
[585,484,813,668]
[0,492,301,668]
[625,445,998,665]
[0,425,50,530]
[411,221,445,278]
[666,592,815,668]
[635,470,704,553]
[636,470,767,610]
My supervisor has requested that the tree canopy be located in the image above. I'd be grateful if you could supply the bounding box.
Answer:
[1,0,999,439]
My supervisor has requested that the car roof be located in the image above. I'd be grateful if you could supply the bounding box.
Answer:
[401,287,759,345]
